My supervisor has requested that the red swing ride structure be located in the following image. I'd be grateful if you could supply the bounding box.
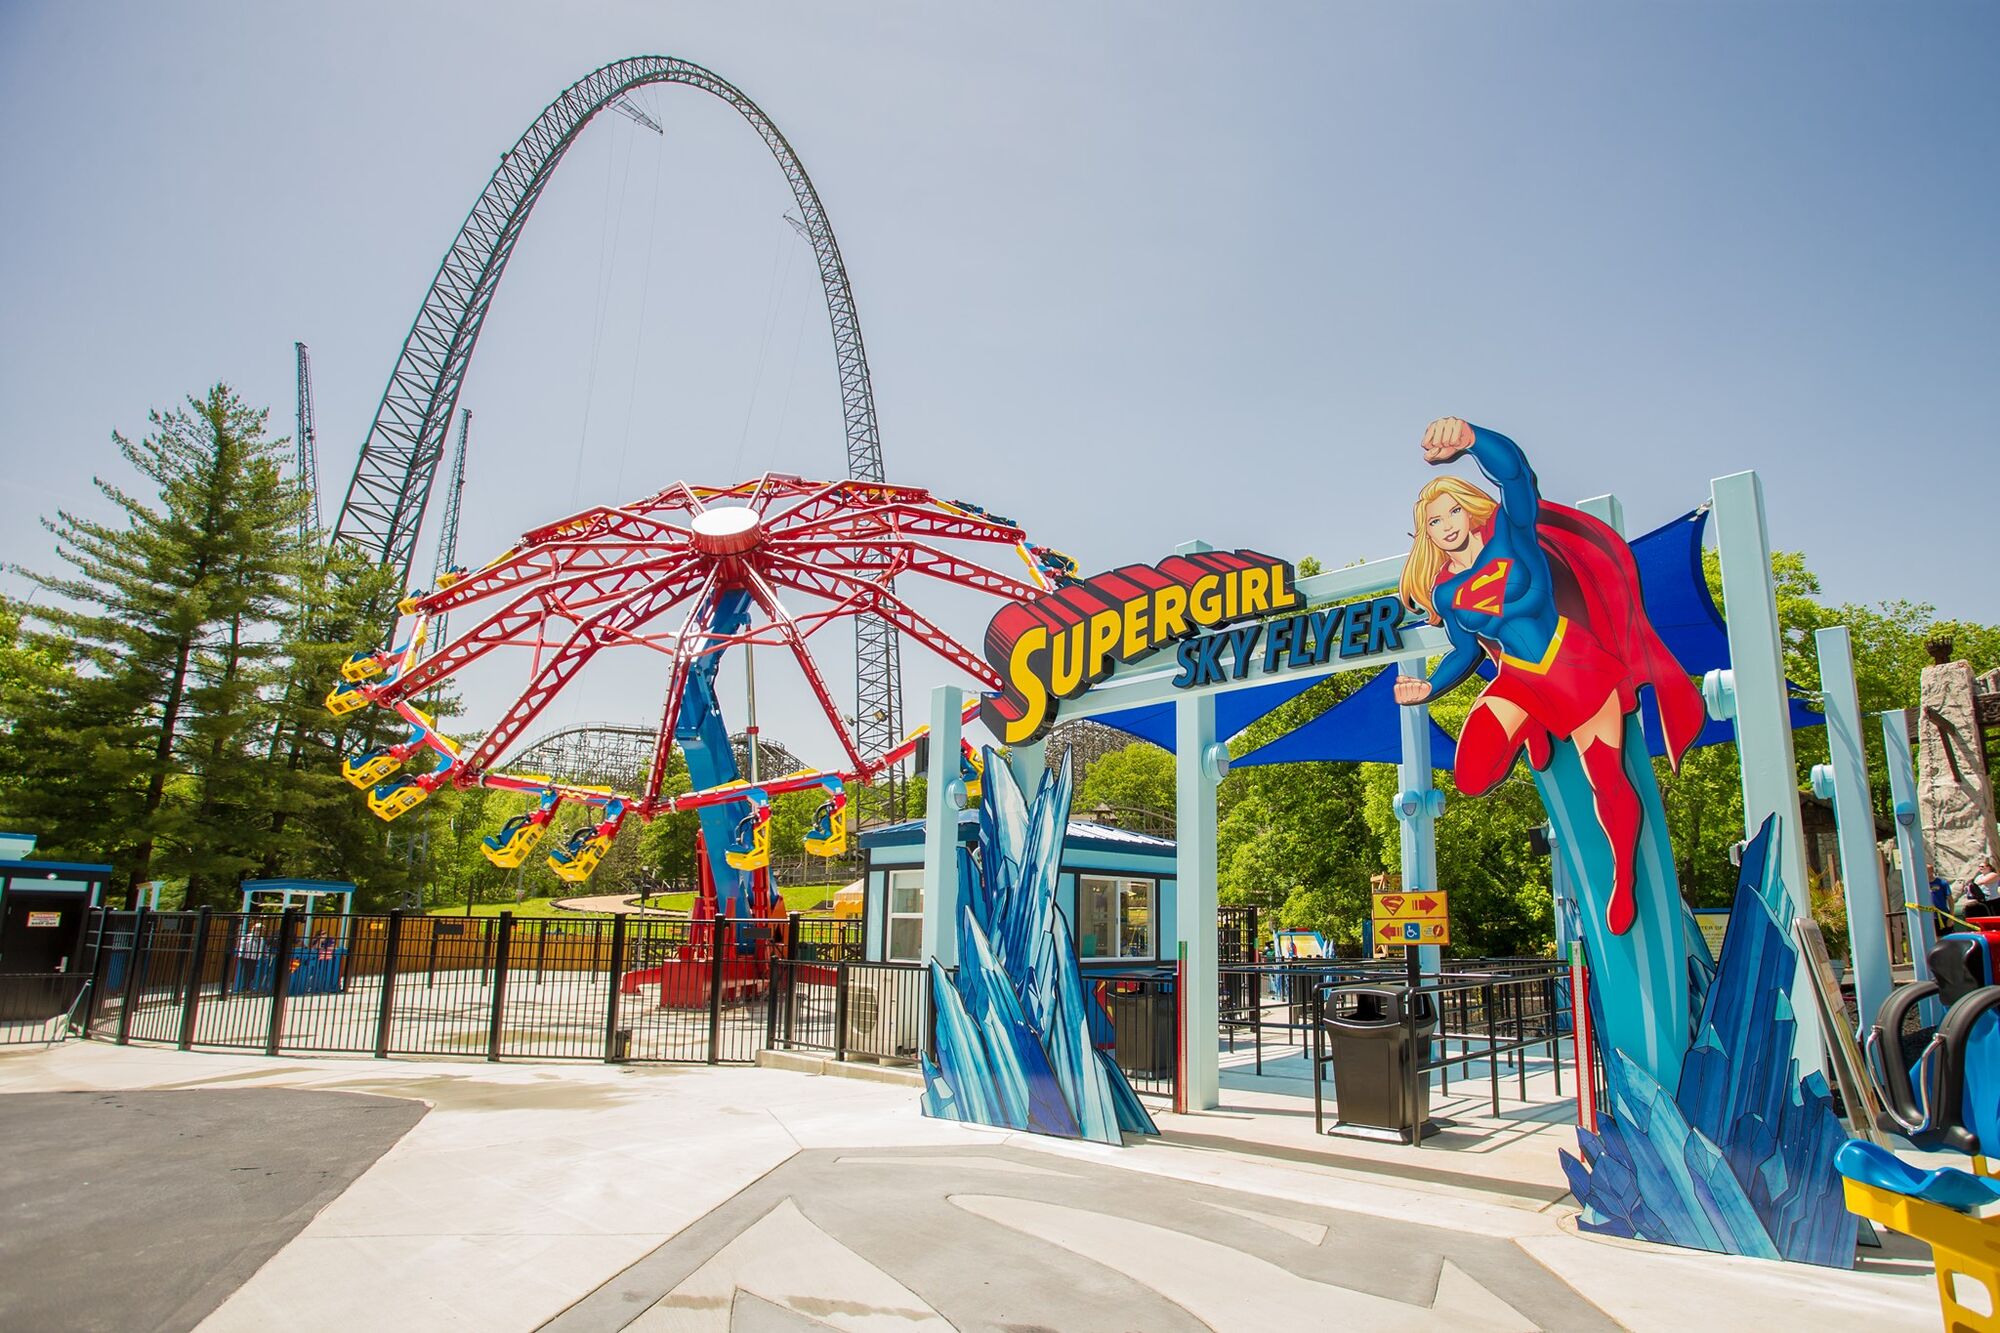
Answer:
[329,476,1067,916]
[313,58,1079,1005]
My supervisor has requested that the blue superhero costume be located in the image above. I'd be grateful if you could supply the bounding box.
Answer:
[1413,426,1705,934]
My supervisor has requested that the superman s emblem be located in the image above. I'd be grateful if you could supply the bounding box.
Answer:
[1453,559,1511,615]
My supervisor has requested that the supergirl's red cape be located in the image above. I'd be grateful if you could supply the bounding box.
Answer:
[1536,502,1707,771]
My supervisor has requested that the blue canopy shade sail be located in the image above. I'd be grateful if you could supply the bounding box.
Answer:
[1088,672,1325,754]
[1089,505,1821,769]
[1234,665,1459,768]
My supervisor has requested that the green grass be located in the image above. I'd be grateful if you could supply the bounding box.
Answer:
[634,883,847,915]
[427,882,853,919]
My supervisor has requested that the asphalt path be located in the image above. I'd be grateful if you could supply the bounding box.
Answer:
[0,1088,424,1332]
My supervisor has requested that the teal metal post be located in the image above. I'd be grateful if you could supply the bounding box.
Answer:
[921,684,963,970]
[1175,691,1221,1110]
[1396,659,1442,978]
[1882,709,1941,1026]
[1813,626,1892,1035]
[1711,469,1822,1074]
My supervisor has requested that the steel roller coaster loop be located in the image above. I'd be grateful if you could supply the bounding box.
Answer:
[328,475,1078,892]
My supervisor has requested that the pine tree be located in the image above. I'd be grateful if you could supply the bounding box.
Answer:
[8,386,306,904]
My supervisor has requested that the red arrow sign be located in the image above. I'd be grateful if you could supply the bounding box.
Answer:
[1415,895,1438,913]
[1379,924,1400,939]
[1379,895,1404,914]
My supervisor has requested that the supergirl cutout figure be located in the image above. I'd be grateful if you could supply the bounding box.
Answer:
[1393,418,1705,935]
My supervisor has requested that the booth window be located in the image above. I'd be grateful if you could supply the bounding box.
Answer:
[886,870,924,962]
[1078,876,1155,960]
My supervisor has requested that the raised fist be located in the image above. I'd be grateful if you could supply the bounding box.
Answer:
[1393,676,1433,707]
[1421,417,1475,465]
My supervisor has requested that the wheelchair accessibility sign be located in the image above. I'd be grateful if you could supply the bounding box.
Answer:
[1372,890,1450,947]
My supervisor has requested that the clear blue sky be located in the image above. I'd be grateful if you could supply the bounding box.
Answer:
[1,2,1994,766]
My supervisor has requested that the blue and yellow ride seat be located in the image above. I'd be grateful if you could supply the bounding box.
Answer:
[959,746,985,807]
[804,798,847,857]
[343,748,401,788]
[483,813,550,868]
[366,776,429,821]
[725,811,772,872]
[396,589,429,615]
[324,681,370,716]
[547,827,612,883]
[340,650,386,683]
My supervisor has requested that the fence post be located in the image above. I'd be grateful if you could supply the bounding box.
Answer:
[265,909,300,1056]
[375,910,404,1058]
[425,918,440,989]
[535,921,548,985]
[486,912,514,1062]
[115,907,151,1046]
[705,922,725,1065]
[832,959,849,1062]
[603,914,627,1063]
[782,915,802,1049]
[177,906,212,1051]
[1484,980,1499,1116]
[83,907,112,1035]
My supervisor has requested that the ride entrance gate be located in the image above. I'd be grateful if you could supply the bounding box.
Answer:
[80,908,859,1066]
[918,466,1819,1113]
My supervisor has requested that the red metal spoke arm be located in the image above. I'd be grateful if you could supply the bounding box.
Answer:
[762,556,1002,691]
[778,539,1044,601]
[417,541,690,614]
[380,558,700,703]
[462,571,712,779]
[776,505,1026,546]
[741,569,868,771]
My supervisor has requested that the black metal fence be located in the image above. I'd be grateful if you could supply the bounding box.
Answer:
[0,973,90,1045]
[81,908,862,1065]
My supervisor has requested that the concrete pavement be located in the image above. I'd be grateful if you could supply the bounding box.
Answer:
[0,1042,1940,1331]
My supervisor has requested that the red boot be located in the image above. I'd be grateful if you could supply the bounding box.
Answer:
[1580,739,1642,935]
[1456,706,1521,797]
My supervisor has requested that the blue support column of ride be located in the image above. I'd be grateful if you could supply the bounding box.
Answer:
[1710,469,1824,1077]
[1812,625,1893,1036]
[1881,708,1942,1027]
[1175,689,1222,1111]
[1396,659,1442,981]
[921,684,964,971]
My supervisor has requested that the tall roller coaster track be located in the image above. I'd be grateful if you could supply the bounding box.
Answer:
[330,56,906,817]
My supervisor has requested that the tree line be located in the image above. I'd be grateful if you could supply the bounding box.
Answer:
[5,387,1995,950]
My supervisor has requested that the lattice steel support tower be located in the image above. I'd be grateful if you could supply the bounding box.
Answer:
[329,56,904,820]
[427,409,470,651]
[294,341,322,539]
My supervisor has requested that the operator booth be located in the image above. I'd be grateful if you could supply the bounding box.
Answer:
[234,879,356,996]
[858,814,1176,968]
[0,833,112,1023]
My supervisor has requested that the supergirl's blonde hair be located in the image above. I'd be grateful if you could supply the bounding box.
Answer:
[1399,477,1500,625]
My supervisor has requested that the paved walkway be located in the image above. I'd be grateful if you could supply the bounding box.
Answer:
[550,893,664,915]
[0,1042,1939,1331]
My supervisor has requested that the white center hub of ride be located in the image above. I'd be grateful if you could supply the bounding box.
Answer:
[690,506,763,556]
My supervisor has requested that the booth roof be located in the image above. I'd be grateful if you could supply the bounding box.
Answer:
[859,811,1174,854]
[0,858,113,877]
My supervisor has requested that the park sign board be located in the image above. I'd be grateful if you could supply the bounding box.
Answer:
[979,549,1407,745]
[1372,888,1450,947]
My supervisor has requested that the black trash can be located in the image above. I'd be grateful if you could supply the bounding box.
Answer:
[1320,987,1438,1142]
[1107,983,1174,1079]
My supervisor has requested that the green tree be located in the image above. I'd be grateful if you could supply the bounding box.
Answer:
[1075,743,1176,822]
[7,387,306,903]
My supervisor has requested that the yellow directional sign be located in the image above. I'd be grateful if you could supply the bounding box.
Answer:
[1372,889,1450,947]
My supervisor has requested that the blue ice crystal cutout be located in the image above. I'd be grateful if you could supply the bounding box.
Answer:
[921,746,1158,1145]
[1561,814,1858,1267]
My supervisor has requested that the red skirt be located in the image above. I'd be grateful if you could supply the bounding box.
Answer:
[1479,617,1632,740]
